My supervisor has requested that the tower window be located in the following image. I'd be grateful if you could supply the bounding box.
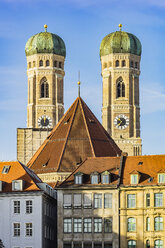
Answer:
[59,62,62,68]
[108,61,112,67]
[115,60,119,67]
[46,60,50,67]
[122,60,126,67]
[135,62,138,69]
[104,63,107,69]
[39,60,43,67]
[28,62,31,68]
[116,78,125,98]
[54,60,57,67]
[40,78,49,98]
[130,61,134,68]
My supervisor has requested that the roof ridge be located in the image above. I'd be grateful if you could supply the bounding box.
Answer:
[57,98,79,171]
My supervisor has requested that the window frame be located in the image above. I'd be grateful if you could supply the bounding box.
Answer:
[104,193,112,209]
[26,200,32,214]
[94,218,102,233]
[104,217,112,233]
[25,223,32,236]
[154,193,163,207]
[127,194,136,208]
[128,217,136,232]
[63,218,72,233]
[73,218,82,233]
[14,201,20,214]
[94,194,102,209]
[84,218,92,233]
[13,223,20,237]
[154,216,163,231]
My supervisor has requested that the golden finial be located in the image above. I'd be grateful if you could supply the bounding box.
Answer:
[78,71,81,97]
[44,24,48,32]
[118,24,122,31]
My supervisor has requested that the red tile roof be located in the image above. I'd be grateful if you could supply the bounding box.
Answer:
[27,97,121,174]
[0,161,42,192]
[58,156,121,187]
[121,155,165,186]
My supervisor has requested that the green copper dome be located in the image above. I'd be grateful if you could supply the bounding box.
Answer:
[25,31,66,57]
[100,31,142,57]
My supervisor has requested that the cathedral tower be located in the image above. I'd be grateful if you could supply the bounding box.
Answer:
[100,25,142,156]
[17,25,66,164]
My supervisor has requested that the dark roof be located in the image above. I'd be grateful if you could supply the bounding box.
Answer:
[58,156,121,188]
[27,97,121,175]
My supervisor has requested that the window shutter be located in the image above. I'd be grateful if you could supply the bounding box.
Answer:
[83,194,92,208]
[74,194,81,208]
[63,194,72,208]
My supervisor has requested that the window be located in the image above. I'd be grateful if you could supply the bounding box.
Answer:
[94,218,102,232]
[128,240,136,248]
[130,61,134,68]
[0,181,2,191]
[12,180,23,191]
[131,174,138,184]
[115,60,119,67]
[122,60,126,67]
[73,243,82,248]
[13,223,20,236]
[104,243,112,248]
[158,174,165,183]
[127,194,136,208]
[74,218,82,233]
[64,218,72,233]
[14,201,20,214]
[64,242,72,248]
[154,216,163,231]
[146,217,150,231]
[102,171,110,184]
[94,194,102,208]
[75,173,83,184]
[46,60,50,66]
[104,193,112,208]
[91,172,99,184]
[154,240,163,248]
[39,60,43,66]
[73,194,81,208]
[63,194,72,208]
[26,200,32,214]
[59,62,62,68]
[135,62,138,69]
[83,193,92,208]
[146,193,150,207]
[154,193,163,207]
[84,242,92,248]
[54,60,57,67]
[84,218,92,233]
[146,240,150,248]
[128,217,136,232]
[29,62,31,68]
[2,165,10,174]
[104,218,112,233]
[33,61,35,67]
[117,78,125,98]
[94,243,102,248]
[26,223,32,236]
[40,77,49,98]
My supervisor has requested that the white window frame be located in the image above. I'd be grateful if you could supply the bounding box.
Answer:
[94,194,102,208]
[13,223,20,237]
[94,218,102,233]
[73,218,82,233]
[127,194,136,208]
[158,174,165,184]
[26,200,32,214]
[64,218,72,233]
[104,193,112,208]
[25,223,32,236]
[131,174,138,184]
[12,180,24,191]
[84,218,92,233]
[13,201,20,214]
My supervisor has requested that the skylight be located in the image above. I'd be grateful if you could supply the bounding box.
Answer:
[2,165,11,174]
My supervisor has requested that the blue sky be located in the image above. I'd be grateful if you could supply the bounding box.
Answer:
[0,0,165,160]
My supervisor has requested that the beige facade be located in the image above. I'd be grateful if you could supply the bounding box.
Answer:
[120,186,165,248]
[57,187,119,248]
[17,51,65,164]
[101,53,142,156]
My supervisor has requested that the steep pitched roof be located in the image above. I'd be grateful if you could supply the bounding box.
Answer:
[0,161,42,192]
[121,154,165,186]
[58,156,121,188]
[27,97,121,174]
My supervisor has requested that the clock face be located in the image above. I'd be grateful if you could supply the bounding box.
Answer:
[38,115,52,128]
[114,114,129,130]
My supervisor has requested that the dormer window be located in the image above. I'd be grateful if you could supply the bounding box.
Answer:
[2,165,10,174]
[130,171,140,184]
[158,173,165,183]
[12,180,24,191]
[74,172,83,185]
[91,172,99,184]
[101,171,110,184]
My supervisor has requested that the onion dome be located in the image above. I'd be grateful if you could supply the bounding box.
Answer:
[25,25,66,57]
[100,24,141,57]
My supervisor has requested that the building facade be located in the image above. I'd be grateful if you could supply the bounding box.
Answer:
[17,25,66,165]
[100,25,142,156]
[0,161,57,248]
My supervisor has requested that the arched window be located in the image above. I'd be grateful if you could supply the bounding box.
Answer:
[54,60,57,67]
[115,60,119,67]
[154,240,163,248]
[40,77,49,98]
[33,61,36,67]
[128,240,136,248]
[128,218,136,232]
[154,216,163,231]
[39,60,43,67]
[122,60,126,67]
[117,78,125,98]
[146,240,150,248]
[28,62,31,68]
[46,60,50,66]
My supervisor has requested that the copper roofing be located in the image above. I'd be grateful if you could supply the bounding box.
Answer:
[121,155,165,186]
[0,161,42,192]
[27,97,121,174]
[58,156,121,187]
